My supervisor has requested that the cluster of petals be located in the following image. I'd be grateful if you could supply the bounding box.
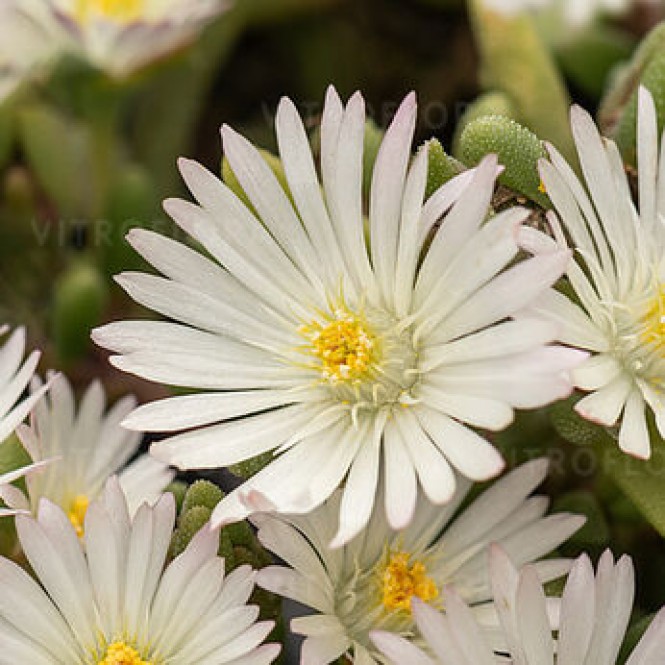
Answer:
[94,87,585,545]
[0,478,280,665]
[525,87,665,459]
[253,459,584,664]
[372,545,665,665]
[0,373,173,524]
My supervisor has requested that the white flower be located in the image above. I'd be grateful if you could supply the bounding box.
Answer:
[0,477,281,665]
[524,87,665,459]
[1,0,228,78]
[371,545,665,665]
[0,373,174,534]
[0,326,51,499]
[253,459,584,665]
[94,87,583,546]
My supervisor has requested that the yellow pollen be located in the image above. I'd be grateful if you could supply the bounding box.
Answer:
[74,0,143,23]
[97,642,153,665]
[641,285,665,354]
[67,494,90,538]
[300,309,376,384]
[381,551,438,612]
[538,180,547,194]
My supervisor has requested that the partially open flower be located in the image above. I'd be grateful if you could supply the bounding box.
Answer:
[371,545,665,665]
[0,373,174,536]
[254,460,584,664]
[0,478,280,664]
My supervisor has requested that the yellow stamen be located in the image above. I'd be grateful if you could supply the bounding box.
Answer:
[538,180,547,194]
[74,0,143,24]
[67,494,90,538]
[641,285,665,354]
[381,550,438,612]
[97,642,153,665]
[300,307,376,384]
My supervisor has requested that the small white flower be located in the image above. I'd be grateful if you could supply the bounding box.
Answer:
[1,0,229,78]
[0,373,174,534]
[372,545,665,665]
[253,459,584,665]
[94,87,584,545]
[0,326,51,499]
[0,477,281,665]
[525,87,665,459]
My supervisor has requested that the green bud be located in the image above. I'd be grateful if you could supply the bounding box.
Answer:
[467,0,575,162]
[452,91,516,157]
[181,479,224,514]
[229,451,273,479]
[53,259,109,365]
[458,115,549,207]
[170,505,212,558]
[224,519,255,548]
[549,397,604,446]
[231,544,260,569]
[423,139,464,199]
[165,480,188,512]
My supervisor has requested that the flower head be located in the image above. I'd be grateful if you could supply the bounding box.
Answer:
[526,87,665,458]
[371,545,665,665]
[1,0,228,78]
[94,87,583,545]
[0,373,174,534]
[0,477,281,664]
[253,459,584,664]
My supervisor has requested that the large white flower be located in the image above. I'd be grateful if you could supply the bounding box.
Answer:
[0,373,174,533]
[0,326,51,499]
[524,87,665,459]
[372,545,665,665]
[0,477,280,665]
[94,87,583,545]
[253,459,584,664]
[1,0,228,78]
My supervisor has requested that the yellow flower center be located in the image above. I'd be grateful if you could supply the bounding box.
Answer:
[300,308,376,384]
[68,494,90,538]
[381,551,438,612]
[74,0,143,24]
[641,285,665,354]
[97,642,153,665]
